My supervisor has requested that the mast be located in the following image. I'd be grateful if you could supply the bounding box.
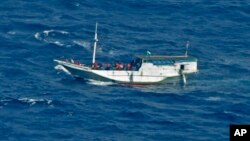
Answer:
[92,22,98,64]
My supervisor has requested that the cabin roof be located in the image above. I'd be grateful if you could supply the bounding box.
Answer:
[136,55,197,61]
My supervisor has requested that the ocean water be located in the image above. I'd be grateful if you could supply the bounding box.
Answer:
[0,0,250,140]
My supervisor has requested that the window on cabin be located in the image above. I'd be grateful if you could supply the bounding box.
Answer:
[180,65,185,70]
[149,60,175,65]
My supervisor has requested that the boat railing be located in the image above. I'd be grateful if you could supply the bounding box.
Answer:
[91,62,140,71]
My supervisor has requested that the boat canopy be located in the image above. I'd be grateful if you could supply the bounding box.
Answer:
[136,55,197,65]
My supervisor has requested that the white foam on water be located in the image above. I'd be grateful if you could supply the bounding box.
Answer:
[43,30,54,36]
[87,79,114,86]
[53,41,64,46]
[60,31,69,34]
[47,100,52,105]
[19,98,38,105]
[55,65,71,75]
[43,30,69,36]
[73,40,91,49]
[34,29,70,42]
[205,96,221,101]
[18,98,52,106]
[34,32,42,40]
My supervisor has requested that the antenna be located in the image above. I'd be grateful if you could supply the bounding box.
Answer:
[92,22,98,64]
[185,41,189,57]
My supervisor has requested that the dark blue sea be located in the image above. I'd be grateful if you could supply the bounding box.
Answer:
[1,0,250,140]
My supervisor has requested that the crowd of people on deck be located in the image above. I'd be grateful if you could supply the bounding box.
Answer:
[91,62,139,70]
[66,58,142,71]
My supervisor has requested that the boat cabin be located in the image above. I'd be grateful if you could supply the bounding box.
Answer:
[137,55,198,73]
[90,55,197,72]
[138,55,197,64]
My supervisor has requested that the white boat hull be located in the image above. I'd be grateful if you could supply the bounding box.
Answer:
[54,59,197,84]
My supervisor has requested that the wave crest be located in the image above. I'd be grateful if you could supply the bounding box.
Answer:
[0,97,53,107]
[34,30,91,49]
[18,97,52,105]
[34,30,71,47]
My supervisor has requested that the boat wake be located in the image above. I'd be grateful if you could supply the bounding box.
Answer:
[87,79,115,86]
[73,40,91,49]
[54,65,71,75]
[34,30,91,49]
[34,30,71,47]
